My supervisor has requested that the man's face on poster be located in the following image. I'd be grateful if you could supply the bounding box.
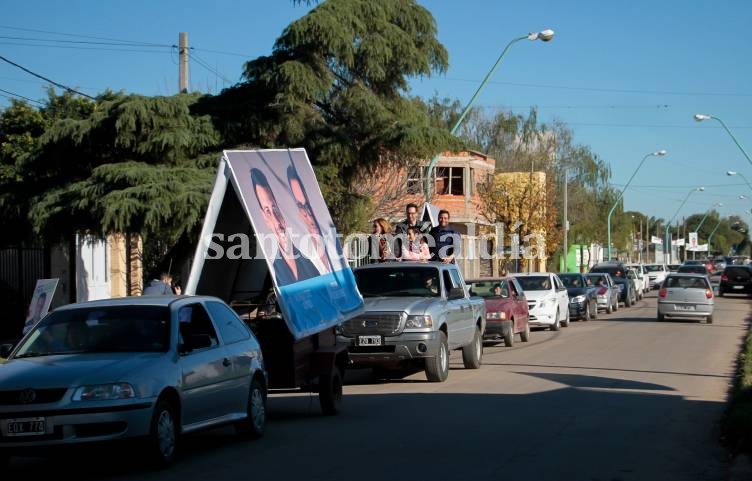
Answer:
[290,177,321,237]
[255,184,290,254]
[35,296,45,316]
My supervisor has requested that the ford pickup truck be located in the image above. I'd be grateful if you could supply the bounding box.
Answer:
[336,262,486,382]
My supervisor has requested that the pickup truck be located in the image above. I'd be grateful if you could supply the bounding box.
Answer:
[336,262,486,382]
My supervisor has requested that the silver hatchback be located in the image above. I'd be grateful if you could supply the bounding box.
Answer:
[0,296,267,468]
[657,273,715,323]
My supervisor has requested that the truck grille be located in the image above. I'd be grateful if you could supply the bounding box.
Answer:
[341,312,403,336]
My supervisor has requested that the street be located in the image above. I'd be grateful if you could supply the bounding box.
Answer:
[8,288,750,481]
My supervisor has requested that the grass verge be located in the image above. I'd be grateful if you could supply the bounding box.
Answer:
[723,317,752,454]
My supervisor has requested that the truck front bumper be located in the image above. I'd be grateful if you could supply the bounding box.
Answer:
[337,331,440,366]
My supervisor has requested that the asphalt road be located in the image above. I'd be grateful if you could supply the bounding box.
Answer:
[8,284,751,481]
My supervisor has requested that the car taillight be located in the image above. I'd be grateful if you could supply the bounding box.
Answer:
[706,289,713,299]
[658,287,667,298]
[721,274,728,281]
[598,287,607,295]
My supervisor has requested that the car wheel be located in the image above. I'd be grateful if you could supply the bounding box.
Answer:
[520,322,530,342]
[550,311,560,331]
[319,368,343,415]
[235,377,266,438]
[657,312,665,322]
[463,325,483,368]
[583,303,590,321]
[606,301,613,314]
[562,309,570,327]
[147,399,179,469]
[502,322,514,347]
[589,300,598,320]
[614,298,619,311]
[425,331,449,382]
[624,293,632,307]
[706,315,713,324]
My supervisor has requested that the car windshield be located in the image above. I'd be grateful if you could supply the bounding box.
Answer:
[678,265,707,274]
[558,275,584,288]
[591,266,624,278]
[644,265,664,272]
[468,280,509,298]
[13,305,171,357]
[664,276,710,289]
[585,274,608,287]
[515,276,551,291]
[354,266,441,297]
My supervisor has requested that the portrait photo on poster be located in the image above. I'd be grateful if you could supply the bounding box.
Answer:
[225,149,346,287]
[22,278,59,335]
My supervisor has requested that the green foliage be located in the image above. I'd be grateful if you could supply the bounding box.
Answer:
[722,320,752,454]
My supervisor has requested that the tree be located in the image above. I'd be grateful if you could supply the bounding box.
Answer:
[208,0,455,233]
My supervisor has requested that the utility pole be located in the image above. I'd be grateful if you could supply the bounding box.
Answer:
[179,32,189,93]
[563,167,568,272]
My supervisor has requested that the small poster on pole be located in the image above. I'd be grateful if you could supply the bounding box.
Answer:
[22,278,59,335]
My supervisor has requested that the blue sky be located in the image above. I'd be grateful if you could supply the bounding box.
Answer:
[2,0,752,225]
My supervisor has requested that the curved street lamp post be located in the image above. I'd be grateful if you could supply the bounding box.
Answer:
[606,150,667,260]
[692,202,723,259]
[695,114,752,169]
[424,29,555,201]
[727,171,752,194]
[665,187,704,264]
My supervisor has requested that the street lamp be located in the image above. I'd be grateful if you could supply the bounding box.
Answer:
[692,202,723,259]
[707,218,723,255]
[664,187,704,264]
[606,150,667,259]
[424,29,555,201]
[726,171,752,194]
[695,114,752,169]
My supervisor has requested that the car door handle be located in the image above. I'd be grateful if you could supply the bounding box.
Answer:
[222,357,231,367]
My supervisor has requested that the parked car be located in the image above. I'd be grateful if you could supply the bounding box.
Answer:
[512,272,570,331]
[558,273,598,321]
[667,264,681,272]
[584,273,620,314]
[626,264,650,294]
[718,265,752,297]
[0,296,268,468]
[338,262,486,382]
[626,268,644,301]
[657,273,715,323]
[589,262,637,307]
[644,264,668,290]
[467,277,530,347]
[683,259,713,275]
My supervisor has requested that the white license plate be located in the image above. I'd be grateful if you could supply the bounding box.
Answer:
[5,417,46,436]
[357,335,382,346]
[675,305,695,311]
[734,286,745,289]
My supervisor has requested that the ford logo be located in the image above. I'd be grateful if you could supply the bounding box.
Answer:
[18,388,36,404]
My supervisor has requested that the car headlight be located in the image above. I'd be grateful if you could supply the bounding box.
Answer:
[571,295,586,303]
[487,311,506,320]
[405,314,433,328]
[537,299,547,308]
[72,383,136,401]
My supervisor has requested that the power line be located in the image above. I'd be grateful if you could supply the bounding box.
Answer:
[0,87,44,105]
[0,24,167,47]
[190,51,233,85]
[0,35,170,48]
[0,54,95,100]
[0,41,173,54]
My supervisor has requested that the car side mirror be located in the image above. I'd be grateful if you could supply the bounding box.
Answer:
[448,287,465,300]
[0,343,13,358]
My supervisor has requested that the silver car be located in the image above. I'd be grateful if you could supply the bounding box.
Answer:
[657,274,715,323]
[0,296,267,468]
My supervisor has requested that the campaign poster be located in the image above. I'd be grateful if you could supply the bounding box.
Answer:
[224,149,363,339]
[22,278,59,335]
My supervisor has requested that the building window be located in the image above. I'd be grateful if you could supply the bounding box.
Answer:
[435,167,464,195]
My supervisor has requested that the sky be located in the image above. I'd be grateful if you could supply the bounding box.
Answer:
[2,0,752,227]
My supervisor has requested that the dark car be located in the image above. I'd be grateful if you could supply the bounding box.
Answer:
[467,277,529,347]
[718,265,752,296]
[677,264,711,276]
[558,273,598,321]
[589,262,637,307]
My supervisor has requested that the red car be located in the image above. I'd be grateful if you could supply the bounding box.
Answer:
[467,277,530,347]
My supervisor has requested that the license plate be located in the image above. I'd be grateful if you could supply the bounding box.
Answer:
[734,285,745,289]
[5,417,46,436]
[675,305,695,311]
[357,335,382,346]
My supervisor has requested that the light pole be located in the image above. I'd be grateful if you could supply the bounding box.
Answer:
[665,187,704,264]
[706,219,723,255]
[424,29,555,201]
[607,150,667,260]
[726,171,752,194]
[695,114,752,169]
[692,202,723,259]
